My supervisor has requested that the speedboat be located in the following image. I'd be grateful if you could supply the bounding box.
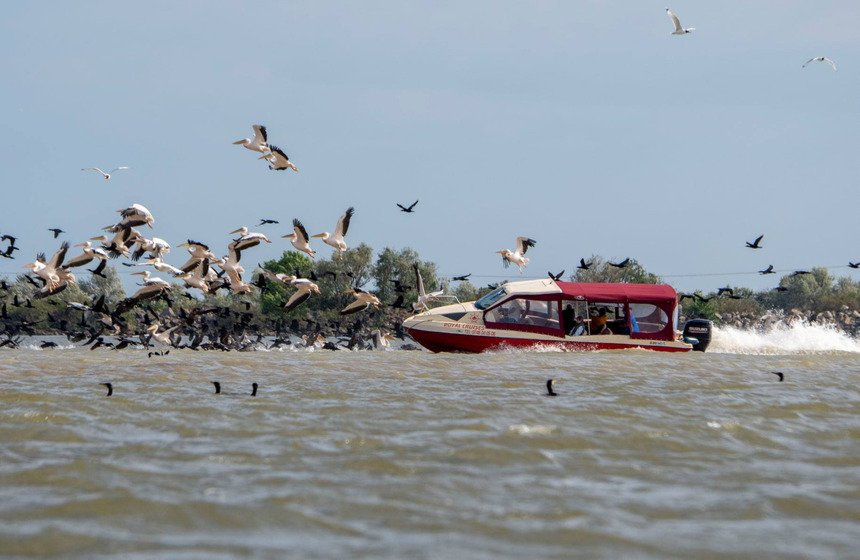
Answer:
[402,278,711,353]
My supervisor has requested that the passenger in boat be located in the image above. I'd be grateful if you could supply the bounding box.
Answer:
[571,315,587,336]
[590,307,611,334]
[562,304,576,334]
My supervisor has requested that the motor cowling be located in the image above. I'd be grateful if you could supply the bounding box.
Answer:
[682,318,712,352]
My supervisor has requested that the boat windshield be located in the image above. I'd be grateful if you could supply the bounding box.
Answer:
[474,287,506,310]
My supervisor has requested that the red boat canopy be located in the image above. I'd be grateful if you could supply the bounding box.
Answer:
[555,282,678,306]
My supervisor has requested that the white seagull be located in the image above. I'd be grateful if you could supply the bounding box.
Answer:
[666,8,694,35]
[82,167,129,180]
[233,124,269,154]
[260,145,298,172]
[803,57,837,72]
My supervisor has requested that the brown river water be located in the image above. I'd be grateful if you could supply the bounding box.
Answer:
[2,324,860,559]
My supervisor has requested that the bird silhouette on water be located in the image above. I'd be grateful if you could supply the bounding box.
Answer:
[771,371,784,382]
[545,379,558,396]
[102,382,113,396]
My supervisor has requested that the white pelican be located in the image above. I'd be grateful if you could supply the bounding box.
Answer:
[233,125,269,154]
[128,236,170,262]
[260,145,298,172]
[82,166,129,180]
[282,277,321,313]
[176,240,216,273]
[340,288,381,315]
[176,258,216,294]
[34,267,76,299]
[229,227,272,252]
[92,225,138,258]
[116,203,155,229]
[282,219,316,258]
[146,323,181,352]
[497,237,536,274]
[219,244,252,294]
[369,329,395,350]
[412,262,444,312]
[313,207,354,258]
[65,241,109,268]
[666,8,694,35]
[803,57,837,71]
[23,242,69,290]
[116,271,171,313]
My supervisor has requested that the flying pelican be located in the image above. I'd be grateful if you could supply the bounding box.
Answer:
[666,8,694,35]
[233,124,269,154]
[146,323,181,354]
[219,244,252,294]
[23,242,69,290]
[282,277,321,313]
[259,145,298,172]
[127,236,170,262]
[82,166,129,180]
[497,237,536,273]
[340,288,381,315]
[34,267,75,299]
[92,225,137,258]
[116,203,155,229]
[176,258,215,294]
[313,207,354,258]
[803,57,837,71]
[65,241,110,268]
[176,240,216,273]
[115,271,171,313]
[412,262,444,312]
[283,219,316,258]
[229,227,272,252]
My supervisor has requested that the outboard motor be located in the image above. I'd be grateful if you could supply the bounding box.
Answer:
[682,318,712,352]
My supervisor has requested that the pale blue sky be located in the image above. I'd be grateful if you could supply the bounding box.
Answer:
[2,1,858,294]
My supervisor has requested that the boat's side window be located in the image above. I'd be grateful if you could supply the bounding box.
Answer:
[485,298,558,328]
[628,304,669,333]
[475,288,507,310]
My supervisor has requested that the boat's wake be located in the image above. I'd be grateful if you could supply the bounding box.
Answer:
[709,322,860,355]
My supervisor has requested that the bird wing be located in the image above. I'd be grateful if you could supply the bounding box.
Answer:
[109,167,129,174]
[82,167,107,177]
[253,124,268,144]
[754,234,763,246]
[666,9,683,32]
[823,57,837,71]
[283,290,312,313]
[340,300,369,315]
[413,263,426,296]
[802,57,816,68]
[408,200,419,210]
[516,237,536,255]
[49,242,70,270]
[336,207,354,238]
[293,219,310,243]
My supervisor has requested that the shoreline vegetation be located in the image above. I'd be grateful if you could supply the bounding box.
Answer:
[2,251,859,346]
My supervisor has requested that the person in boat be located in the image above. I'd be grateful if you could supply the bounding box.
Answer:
[570,315,587,336]
[590,307,612,335]
[562,304,576,334]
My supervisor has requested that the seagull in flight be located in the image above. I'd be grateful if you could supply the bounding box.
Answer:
[82,167,129,180]
[397,200,419,213]
[666,8,694,35]
[803,57,837,72]
[746,235,764,249]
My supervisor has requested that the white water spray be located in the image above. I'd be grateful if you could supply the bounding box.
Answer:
[709,322,860,355]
